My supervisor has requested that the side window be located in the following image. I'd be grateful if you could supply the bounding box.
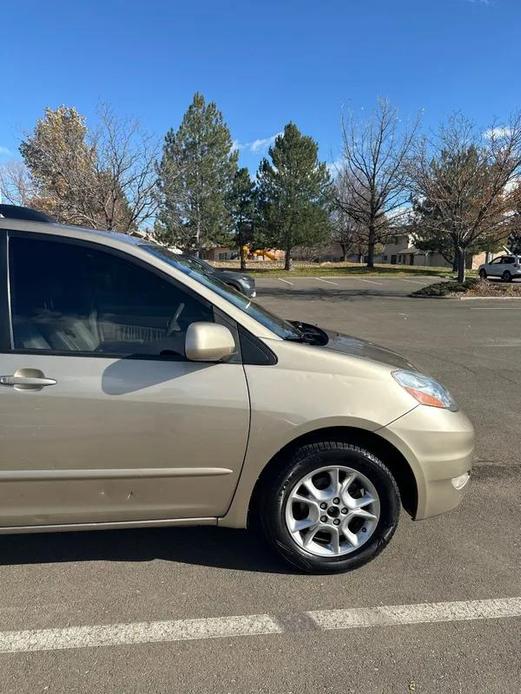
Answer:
[9,236,214,359]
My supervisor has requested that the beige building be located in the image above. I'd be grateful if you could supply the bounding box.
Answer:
[380,233,488,270]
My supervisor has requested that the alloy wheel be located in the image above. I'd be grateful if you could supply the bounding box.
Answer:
[284,465,381,557]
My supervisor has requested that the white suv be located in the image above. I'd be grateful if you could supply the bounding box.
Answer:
[478,255,521,282]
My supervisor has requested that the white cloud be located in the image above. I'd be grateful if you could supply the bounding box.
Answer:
[483,126,513,140]
[0,146,11,156]
[326,157,344,178]
[234,132,282,154]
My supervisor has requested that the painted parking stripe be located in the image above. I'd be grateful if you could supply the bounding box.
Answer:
[277,277,293,286]
[470,307,521,310]
[399,278,430,285]
[359,278,383,285]
[0,614,282,654]
[308,597,521,630]
[316,277,339,286]
[0,597,520,654]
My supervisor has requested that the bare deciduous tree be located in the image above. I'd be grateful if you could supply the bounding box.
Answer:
[92,105,159,232]
[0,160,34,205]
[409,114,521,281]
[14,105,158,233]
[337,99,419,267]
[331,172,365,261]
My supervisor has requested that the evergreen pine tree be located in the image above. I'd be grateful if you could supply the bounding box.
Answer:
[257,123,331,270]
[156,93,237,252]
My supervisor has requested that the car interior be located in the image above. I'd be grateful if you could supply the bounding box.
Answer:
[9,237,213,357]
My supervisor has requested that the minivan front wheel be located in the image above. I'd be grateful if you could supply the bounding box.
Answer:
[258,442,400,573]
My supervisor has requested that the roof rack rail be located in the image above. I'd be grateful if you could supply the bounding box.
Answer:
[0,204,55,223]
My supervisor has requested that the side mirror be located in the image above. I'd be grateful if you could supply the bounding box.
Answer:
[185,322,236,362]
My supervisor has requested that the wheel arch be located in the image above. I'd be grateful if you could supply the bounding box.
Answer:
[246,426,418,526]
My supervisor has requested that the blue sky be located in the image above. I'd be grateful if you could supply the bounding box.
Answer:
[0,0,519,172]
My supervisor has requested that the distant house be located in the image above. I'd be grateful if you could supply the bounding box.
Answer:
[380,232,489,269]
[203,246,236,261]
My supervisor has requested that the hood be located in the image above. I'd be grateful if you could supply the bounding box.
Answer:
[323,329,415,370]
[218,270,254,284]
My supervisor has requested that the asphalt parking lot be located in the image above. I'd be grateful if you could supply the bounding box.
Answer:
[1,276,520,693]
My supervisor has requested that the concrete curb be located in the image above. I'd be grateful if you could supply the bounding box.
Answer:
[460,296,521,301]
[411,294,521,301]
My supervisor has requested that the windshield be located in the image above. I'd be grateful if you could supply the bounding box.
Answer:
[181,255,216,275]
[140,244,301,340]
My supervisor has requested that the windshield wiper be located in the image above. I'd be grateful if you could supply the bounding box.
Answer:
[285,321,329,345]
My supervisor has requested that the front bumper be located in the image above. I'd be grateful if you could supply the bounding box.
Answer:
[379,406,474,520]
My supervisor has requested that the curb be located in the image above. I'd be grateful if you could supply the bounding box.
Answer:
[460,296,521,301]
[410,294,521,301]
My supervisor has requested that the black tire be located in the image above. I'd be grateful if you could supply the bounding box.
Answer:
[502,270,512,282]
[479,269,487,280]
[257,442,400,574]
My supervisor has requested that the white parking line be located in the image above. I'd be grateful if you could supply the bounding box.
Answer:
[0,614,282,654]
[0,597,520,654]
[470,307,521,310]
[277,278,293,286]
[359,278,383,285]
[316,277,339,286]
[308,597,521,630]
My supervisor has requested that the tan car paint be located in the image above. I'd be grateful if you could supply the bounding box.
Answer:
[218,340,473,528]
[0,352,249,526]
[0,217,474,535]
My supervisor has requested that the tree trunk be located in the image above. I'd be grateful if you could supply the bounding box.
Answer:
[239,244,247,271]
[284,245,292,271]
[340,243,348,262]
[366,225,375,268]
[456,247,466,283]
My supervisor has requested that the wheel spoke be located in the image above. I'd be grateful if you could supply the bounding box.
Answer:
[350,508,378,521]
[340,472,356,497]
[289,516,318,532]
[343,490,375,511]
[341,524,360,548]
[302,524,320,548]
[329,467,341,496]
[292,493,320,510]
[329,526,340,554]
[302,478,323,502]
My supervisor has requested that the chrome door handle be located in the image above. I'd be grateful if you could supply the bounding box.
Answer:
[0,369,57,390]
[0,375,57,387]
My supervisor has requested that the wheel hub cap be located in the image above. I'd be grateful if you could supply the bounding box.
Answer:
[284,464,381,558]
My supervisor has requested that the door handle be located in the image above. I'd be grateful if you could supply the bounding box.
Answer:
[0,376,57,387]
[0,369,57,390]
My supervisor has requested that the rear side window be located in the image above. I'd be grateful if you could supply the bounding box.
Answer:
[8,236,214,359]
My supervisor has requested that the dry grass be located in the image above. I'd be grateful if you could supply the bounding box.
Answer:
[211,259,452,277]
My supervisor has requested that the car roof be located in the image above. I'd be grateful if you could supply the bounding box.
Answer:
[0,215,146,246]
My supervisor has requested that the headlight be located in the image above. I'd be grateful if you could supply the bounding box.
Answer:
[392,370,458,411]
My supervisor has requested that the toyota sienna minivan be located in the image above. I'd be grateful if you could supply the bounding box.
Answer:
[0,205,474,573]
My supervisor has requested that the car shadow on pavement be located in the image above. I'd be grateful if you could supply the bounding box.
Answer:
[0,526,295,574]
[257,287,415,300]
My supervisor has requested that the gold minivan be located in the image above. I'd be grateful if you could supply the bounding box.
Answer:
[0,205,474,573]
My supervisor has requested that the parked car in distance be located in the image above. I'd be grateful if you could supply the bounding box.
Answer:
[0,205,474,574]
[181,254,256,298]
[478,255,521,282]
